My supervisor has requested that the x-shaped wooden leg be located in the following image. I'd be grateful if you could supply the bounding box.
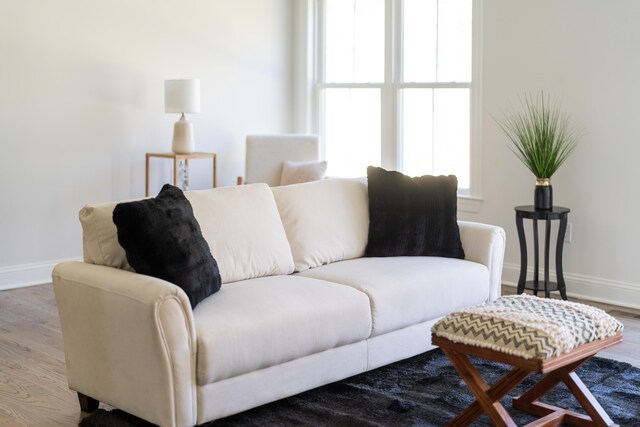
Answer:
[512,356,617,427]
[443,347,618,427]
[443,348,531,427]
[434,329,622,427]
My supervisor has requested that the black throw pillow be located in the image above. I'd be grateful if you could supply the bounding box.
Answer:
[365,166,465,259]
[112,184,221,308]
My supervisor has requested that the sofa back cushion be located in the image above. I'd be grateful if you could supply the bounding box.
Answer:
[80,200,135,272]
[271,178,369,272]
[80,183,295,284]
[185,184,294,283]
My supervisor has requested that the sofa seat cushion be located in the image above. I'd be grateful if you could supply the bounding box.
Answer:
[297,257,489,337]
[193,275,372,385]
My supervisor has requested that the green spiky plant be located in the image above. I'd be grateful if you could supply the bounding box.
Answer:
[495,92,580,180]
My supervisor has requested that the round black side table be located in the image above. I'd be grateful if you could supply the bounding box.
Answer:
[514,206,570,299]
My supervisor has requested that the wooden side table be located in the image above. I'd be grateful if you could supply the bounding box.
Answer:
[515,205,570,299]
[145,152,217,197]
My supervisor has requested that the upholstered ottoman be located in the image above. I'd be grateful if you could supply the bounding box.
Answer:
[431,295,623,427]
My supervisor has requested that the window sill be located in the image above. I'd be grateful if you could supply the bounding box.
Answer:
[457,195,483,213]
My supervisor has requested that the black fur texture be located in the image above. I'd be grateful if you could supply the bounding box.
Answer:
[365,166,465,259]
[112,184,221,308]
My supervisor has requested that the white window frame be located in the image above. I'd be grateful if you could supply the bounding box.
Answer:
[293,0,483,212]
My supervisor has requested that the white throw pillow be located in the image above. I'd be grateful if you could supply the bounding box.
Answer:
[80,184,295,284]
[271,178,369,272]
[279,160,328,186]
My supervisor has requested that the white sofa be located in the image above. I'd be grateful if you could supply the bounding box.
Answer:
[53,178,505,427]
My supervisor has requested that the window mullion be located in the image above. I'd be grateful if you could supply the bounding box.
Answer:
[394,0,403,83]
[380,0,395,170]
[317,83,384,89]
[394,0,404,171]
[397,82,471,89]
[316,0,326,84]
[468,0,483,198]
[315,0,326,160]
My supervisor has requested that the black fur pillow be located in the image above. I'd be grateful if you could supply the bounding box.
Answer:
[112,184,221,308]
[365,166,465,259]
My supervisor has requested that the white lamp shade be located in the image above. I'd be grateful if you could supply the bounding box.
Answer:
[164,79,200,114]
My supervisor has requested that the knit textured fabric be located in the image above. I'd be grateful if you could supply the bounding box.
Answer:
[432,295,623,359]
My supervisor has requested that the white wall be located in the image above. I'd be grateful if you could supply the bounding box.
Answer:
[459,0,640,308]
[0,0,294,289]
[4,0,639,310]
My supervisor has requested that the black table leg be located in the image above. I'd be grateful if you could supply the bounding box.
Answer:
[514,206,570,300]
[516,214,527,295]
[557,216,569,300]
[544,219,551,298]
[532,219,539,296]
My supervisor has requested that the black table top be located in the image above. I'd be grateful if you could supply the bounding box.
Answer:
[515,205,570,220]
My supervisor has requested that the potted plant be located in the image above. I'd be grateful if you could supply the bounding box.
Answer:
[496,92,581,210]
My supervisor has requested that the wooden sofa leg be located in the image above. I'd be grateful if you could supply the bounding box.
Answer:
[78,392,99,412]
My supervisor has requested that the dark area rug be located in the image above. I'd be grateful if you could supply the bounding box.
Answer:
[80,349,640,427]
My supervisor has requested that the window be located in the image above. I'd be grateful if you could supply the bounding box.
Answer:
[313,0,480,198]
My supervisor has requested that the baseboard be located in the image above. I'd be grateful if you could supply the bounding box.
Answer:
[502,262,640,311]
[0,258,82,291]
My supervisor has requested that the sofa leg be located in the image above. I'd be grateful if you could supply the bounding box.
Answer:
[78,392,99,412]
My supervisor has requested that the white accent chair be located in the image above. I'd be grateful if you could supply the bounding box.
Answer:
[237,134,320,186]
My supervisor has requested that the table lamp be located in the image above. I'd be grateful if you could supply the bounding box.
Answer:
[165,79,200,154]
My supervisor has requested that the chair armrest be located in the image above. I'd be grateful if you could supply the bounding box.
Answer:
[458,221,506,301]
[53,262,197,427]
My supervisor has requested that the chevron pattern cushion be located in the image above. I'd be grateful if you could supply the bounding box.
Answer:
[432,295,623,360]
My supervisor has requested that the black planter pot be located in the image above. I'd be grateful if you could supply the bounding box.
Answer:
[534,180,553,210]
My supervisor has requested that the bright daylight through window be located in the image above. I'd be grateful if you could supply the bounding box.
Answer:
[316,0,474,193]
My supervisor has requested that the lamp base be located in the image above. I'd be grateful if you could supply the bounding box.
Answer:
[172,114,195,154]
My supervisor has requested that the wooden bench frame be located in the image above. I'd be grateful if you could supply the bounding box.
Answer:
[432,332,623,427]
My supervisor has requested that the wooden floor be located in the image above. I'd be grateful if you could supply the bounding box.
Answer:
[0,284,639,426]
[0,285,80,426]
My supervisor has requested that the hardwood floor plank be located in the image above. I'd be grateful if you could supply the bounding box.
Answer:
[0,285,81,426]
[598,315,640,366]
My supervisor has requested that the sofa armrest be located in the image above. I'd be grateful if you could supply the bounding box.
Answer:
[458,221,506,301]
[53,262,197,427]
